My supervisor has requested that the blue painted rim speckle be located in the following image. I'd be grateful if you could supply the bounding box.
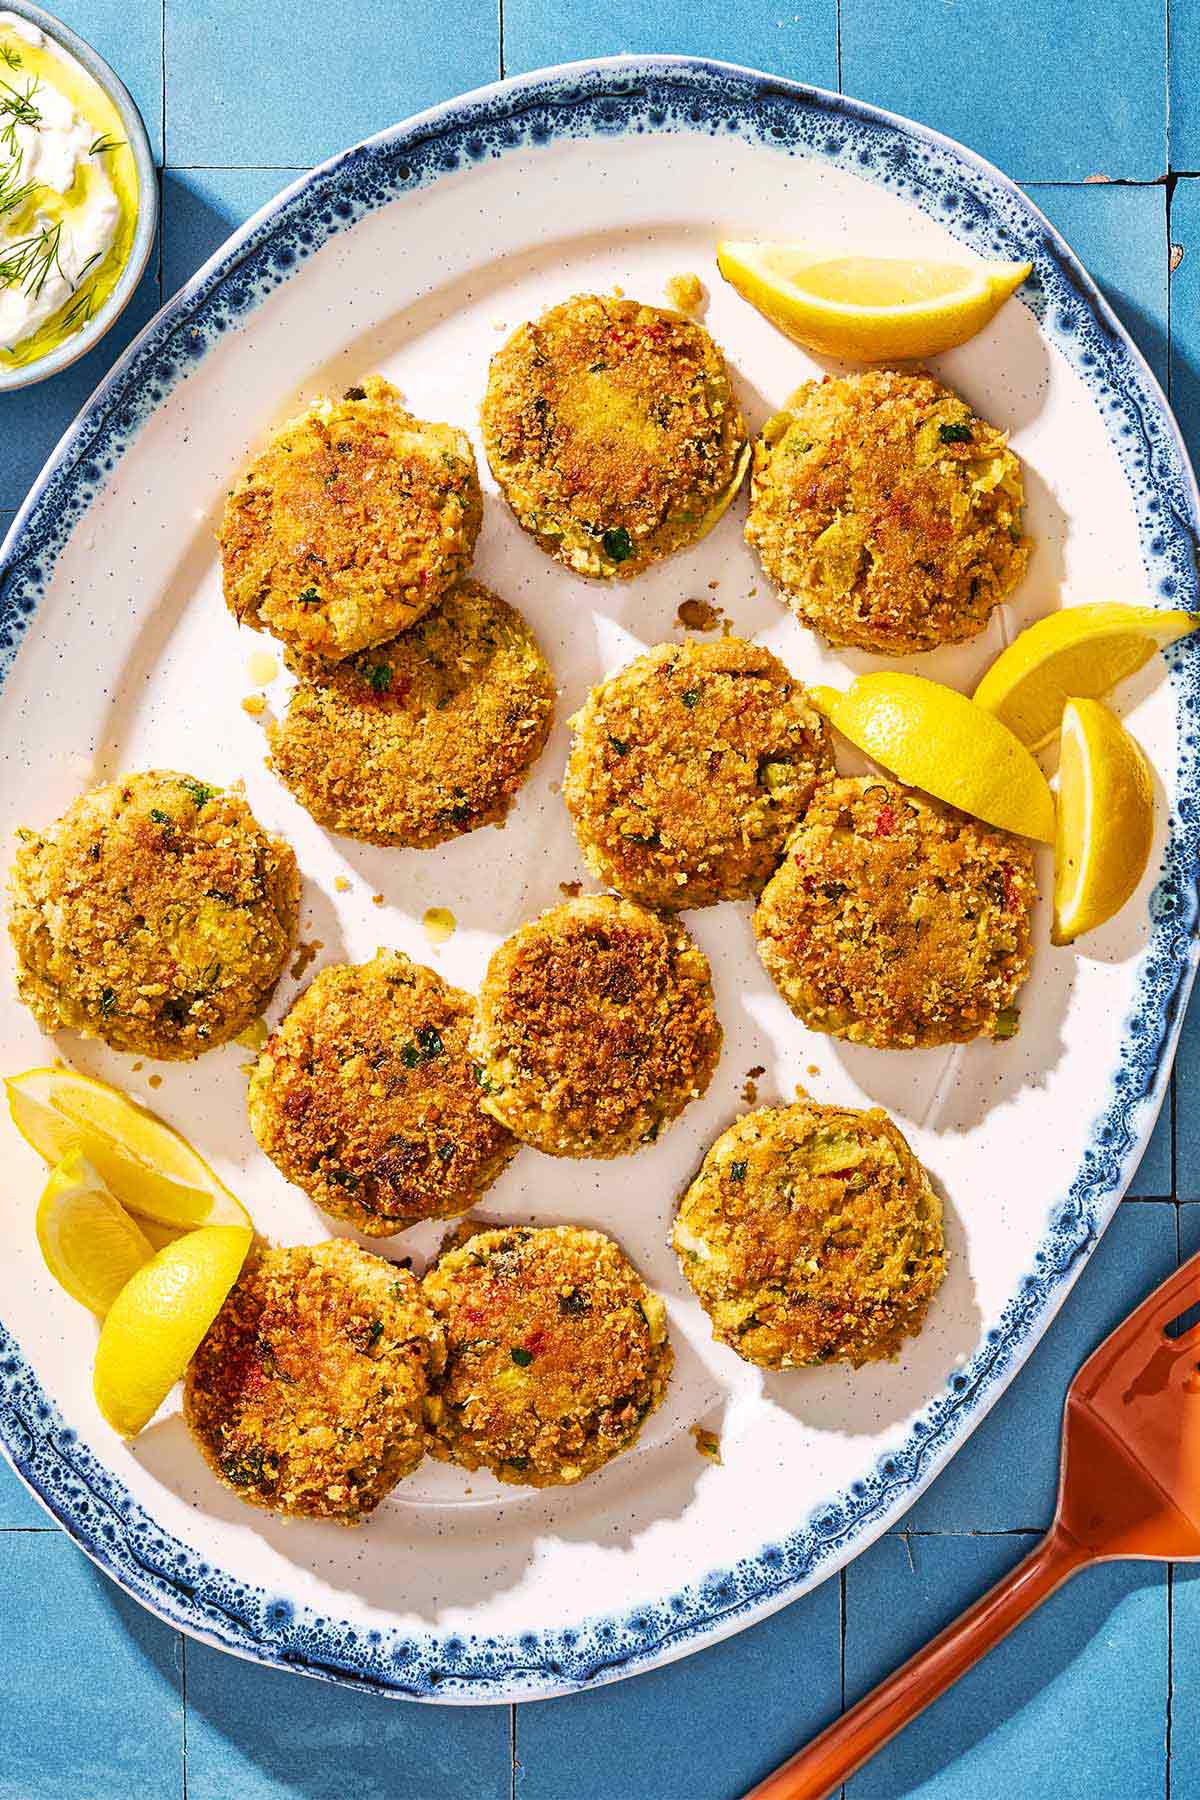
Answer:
[1,56,1198,1702]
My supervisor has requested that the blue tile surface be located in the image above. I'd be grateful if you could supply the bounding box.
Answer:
[844,1533,1169,1799]
[0,1535,182,1800]
[1028,183,1170,387]
[842,0,1167,183]
[186,1640,511,1800]
[1,8,1198,1796]
[516,1573,840,1800]
[503,1,838,92]
[1171,0,1200,170]
[164,0,499,168]
[905,1202,1177,1531]
[162,168,296,296]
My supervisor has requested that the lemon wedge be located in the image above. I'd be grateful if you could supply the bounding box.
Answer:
[93,1224,253,1436]
[36,1149,155,1318]
[1053,698,1154,945]
[715,244,1032,361]
[974,604,1200,749]
[811,672,1056,842]
[6,1067,248,1231]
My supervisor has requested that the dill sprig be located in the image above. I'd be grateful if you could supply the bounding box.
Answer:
[0,219,64,300]
[0,43,21,72]
[88,133,124,156]
[0,75,40,157]
[57,284,94,335]
[0,165,38,218]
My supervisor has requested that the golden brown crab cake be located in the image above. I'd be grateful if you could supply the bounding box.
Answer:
[753,776,1035,1049]
[7,770,298,1060]
[672,1102,945,1369]
[481,294,750,580]
[422,1224,672,1486]
[745,369,1029,654]
[470,894,722,1158]
[267,580,556,848]
[218,375,482,662]
[248,951,516,1235]
[563,636,833,909]
[183,1240,443,1523]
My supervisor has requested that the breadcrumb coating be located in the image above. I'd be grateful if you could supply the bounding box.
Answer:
[471,894,722,1157]
[564,636,833,909]
[184,1240,444,1522]
[8,770,298,1060]
[673,1101,945,1368]
[746,369,1029,654]
[482,294,749,579]
[423,1224,672,1485]
[753,776,1035,1048]
[248,951,516,1235]
[219,375,482,661]
[269,581,555,847]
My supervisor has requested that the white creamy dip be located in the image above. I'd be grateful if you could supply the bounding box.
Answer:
[0,12,121,353]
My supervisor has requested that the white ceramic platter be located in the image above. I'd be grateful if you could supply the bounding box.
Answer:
[0,57,1196,1701]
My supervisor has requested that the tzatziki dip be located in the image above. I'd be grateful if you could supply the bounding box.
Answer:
[0,11,138,369]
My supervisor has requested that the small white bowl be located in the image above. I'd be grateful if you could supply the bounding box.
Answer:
[0,0,157,392]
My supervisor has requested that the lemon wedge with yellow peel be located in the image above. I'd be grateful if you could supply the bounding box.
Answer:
[93,1224,253,1436]
[974,604,1200,750]
[6,1068,248,1231]
[715,244,1032,360]
[811,672,1056,843]
[1053,698,1154,945]
[37,1150,156,1318]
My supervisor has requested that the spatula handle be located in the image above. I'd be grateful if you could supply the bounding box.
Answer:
[742,1523,1088,1800]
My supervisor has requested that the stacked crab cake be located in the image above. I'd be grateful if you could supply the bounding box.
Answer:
[423,1224,673,1486]
[470,894,722,1158]
[753,776,1036,1049]
[564,636,833,909]
[673,1101,946,1369]
[7,770,299,1060]
[268,579,555,847]
[185,1238,444,1523]
[248,950,516,1234]
[746,369,1029,654]
[218,375,482,664]
[482,293,750,580]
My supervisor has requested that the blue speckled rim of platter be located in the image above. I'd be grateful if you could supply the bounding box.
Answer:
[0,54,1198,1703]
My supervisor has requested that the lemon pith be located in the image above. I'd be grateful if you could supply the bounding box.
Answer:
[36,1150,155,1318]
[6,1067,248,1230]
[716,243,1032,360]
[93,1224,253,1437]
[1053,697,1154,945]
[810,673,1056,843]
[974,604,1199,749]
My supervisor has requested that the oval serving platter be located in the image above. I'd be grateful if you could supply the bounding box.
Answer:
[0,55,1197,1704]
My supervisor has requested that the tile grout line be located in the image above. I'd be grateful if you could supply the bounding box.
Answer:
[180,1632,189,1800]
[834,0,843,92]
[159,0,167,172]
[509,1700,517,1800]
[838,1565,846,1800]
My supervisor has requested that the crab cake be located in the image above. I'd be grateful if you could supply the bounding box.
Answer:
[184,1240,442,1522]
[248,951,516,1235]
[672,1101,945,1369]
[7,771,298,1060]
[423,1224,672,1485]
[481,294,750,580]
[268,581,556,848]
[564,637,833,910]
[218,375,482,662]
[746,369,1029,654]
[753,776,1035,1049]
[471,895,722,1158]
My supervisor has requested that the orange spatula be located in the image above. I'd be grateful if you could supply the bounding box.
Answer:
[744,1246,1200,1800]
